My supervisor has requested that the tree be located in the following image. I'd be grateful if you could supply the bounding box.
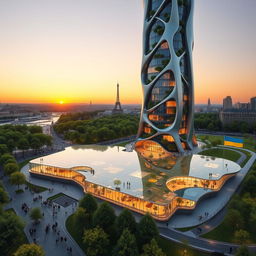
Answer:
[114,179,121,189]
[17,138,29,157]
[93,202,116,234]
[10,172,26,189]
[29,125,43,134]
[4,162,19,176]
[113,228,139,256]
[79,193,98,215]
[14,244,45,256]
[30,137,41,153]
[225,209,244,231]
[0,144,9,155]
[29,207,43,223]
[138,213,159,246]
[74,207,91,231]
[0,153,16,165]
[83,227,109,256]
[116,209,137,236]
[0,211,25,255]
[0,187,9,205]
[6,139,16,153]
[235,245,250,256]
[234,229,250,244]
[141,239,166,256]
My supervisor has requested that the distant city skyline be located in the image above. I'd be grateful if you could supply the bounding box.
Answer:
[0,0,255,104]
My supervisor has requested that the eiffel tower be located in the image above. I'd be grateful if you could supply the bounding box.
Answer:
[112,82,123,114]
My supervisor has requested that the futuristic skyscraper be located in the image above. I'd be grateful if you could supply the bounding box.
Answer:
[136,0,197,153]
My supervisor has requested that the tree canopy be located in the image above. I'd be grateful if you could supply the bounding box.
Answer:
[113,228,139,256]
[83,226,109,256]
[54,114,139,144]
[93,202,116,234]
[29,207,43,223]
[0,211,25,255]
[14,243,45,256]
[141,239,166,256]
[116,209,137,236]
[138,213,159,246]
[10,172,26,188]
[79,193,98,215]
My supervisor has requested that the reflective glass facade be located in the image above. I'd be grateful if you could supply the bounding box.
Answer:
[29,145,240,221]
[137,0,197,153]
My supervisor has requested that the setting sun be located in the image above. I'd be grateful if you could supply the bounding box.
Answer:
[59,100,64,105]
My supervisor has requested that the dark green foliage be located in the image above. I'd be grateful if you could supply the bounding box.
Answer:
[79,193,98,215]
[0,124,52,156]
[234,229,250,244]
[112,229,139,256]
[4,162,19,175]
[235,246,250,256]
[138,213,159,246]
[195,113,255,133]
[54,113,139,144]
[57,111,99,123]
[0,211,25,255]
[0,144,9,155]
[194,113,222,131]
[10,172,26,188]
[93,202,116,236]
[83,226,109,256]
[0,187,9,205]
[67,198,194,256]
[116,209,137,236]
[0,153,16,165]
[28,125,43,134]
[74,207,91,232]
[226,209,244,232]
[141,239,166,256]
[29,207,43,223]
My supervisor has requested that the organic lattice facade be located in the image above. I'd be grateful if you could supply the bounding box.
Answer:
[137,0,197,153]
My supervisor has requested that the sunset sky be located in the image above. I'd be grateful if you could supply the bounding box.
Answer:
[0,0,255,105]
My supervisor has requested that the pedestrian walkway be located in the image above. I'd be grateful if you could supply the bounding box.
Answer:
[3,167,85,256]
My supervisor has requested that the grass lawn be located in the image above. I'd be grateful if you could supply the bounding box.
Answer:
[26,181,48,193]
[197,134,256,153]
[15,189,24,194]
[5,208,29,256]
[197,134,224,144]
[234,148,252,167]
[66,214,87,252]
[158,237,210,256]
[202,217,256,244]
[47,192,65,201]
[199,148,241,162]
[66,213,210,256]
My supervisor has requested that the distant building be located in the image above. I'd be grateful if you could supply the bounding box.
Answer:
[207,98,211,112]
[219,109,256,127]
[234,102,250,110]
[251,97,256,111]
[223,96,232,110]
